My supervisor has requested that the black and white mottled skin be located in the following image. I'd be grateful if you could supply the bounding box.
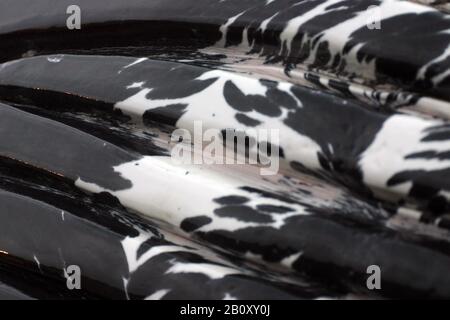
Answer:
[0,159,336,300]
[414,0,450,13]
[0,0,449,100]
[0,0,450,300]
[1,55,450,216]
[1,99,450,298]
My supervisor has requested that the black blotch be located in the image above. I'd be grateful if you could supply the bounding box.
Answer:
[312,41,331,67]
[223,81,253,112]
[256,205,294,214]
[235,113,261,126]
[345,11,450,99]
[223,80,296,117]
[422,125,450,142]
[214,195,249,205]
[406,150,450,161]
[328,79,352,97]
[258,141,284,158]
[388,169,450,206]
[220,129,256,160]
[317,152,331,171]
[427,196,448,216]
[304,73,328,91]
[92,191,124,208]
[283,85,385,183]
[145,73,218,100]
[143,104,187,127]
[437,215,450,230]
[180,216,213,232]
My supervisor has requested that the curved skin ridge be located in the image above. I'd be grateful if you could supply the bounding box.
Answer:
[0,0,450,300]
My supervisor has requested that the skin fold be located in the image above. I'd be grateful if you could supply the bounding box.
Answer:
[0,0,449,299]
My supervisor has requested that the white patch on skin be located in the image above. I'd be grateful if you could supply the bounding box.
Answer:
[0,58,21,72]
[159,228,249,270]
[432,68,450,87]
[279,0,343,55]
[406,96,450,120]
[417,32,450,85]
[277,82,303,107]
[217,11,247,47]
[280,252,302,268]
[216,50,430,114]
[259,13,278,33]
[359,114,450,196]
[237,27,251,50]
[33,255,42,272]
[214,0,433,82]
[119,229,255,299]
[122,277,130,300]
[223,293,238,300]
[397,206,422,220]
[46,55,63,63]
[126,81,146,89]
[440,190,450,200]
[328,143,334,155]
[119,58,148,73]
[165,262,241,280]
[120,231,194,273]
[145,289,170,300]
[76,159,336,278]
[302,0,431,80]
[115,69,323,170]
[244,251,263,261]
[76,156,310,234]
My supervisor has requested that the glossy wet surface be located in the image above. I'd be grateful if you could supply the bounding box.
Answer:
[0,0,450,299]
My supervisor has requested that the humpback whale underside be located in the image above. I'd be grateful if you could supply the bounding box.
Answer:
[0,0,450,300]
